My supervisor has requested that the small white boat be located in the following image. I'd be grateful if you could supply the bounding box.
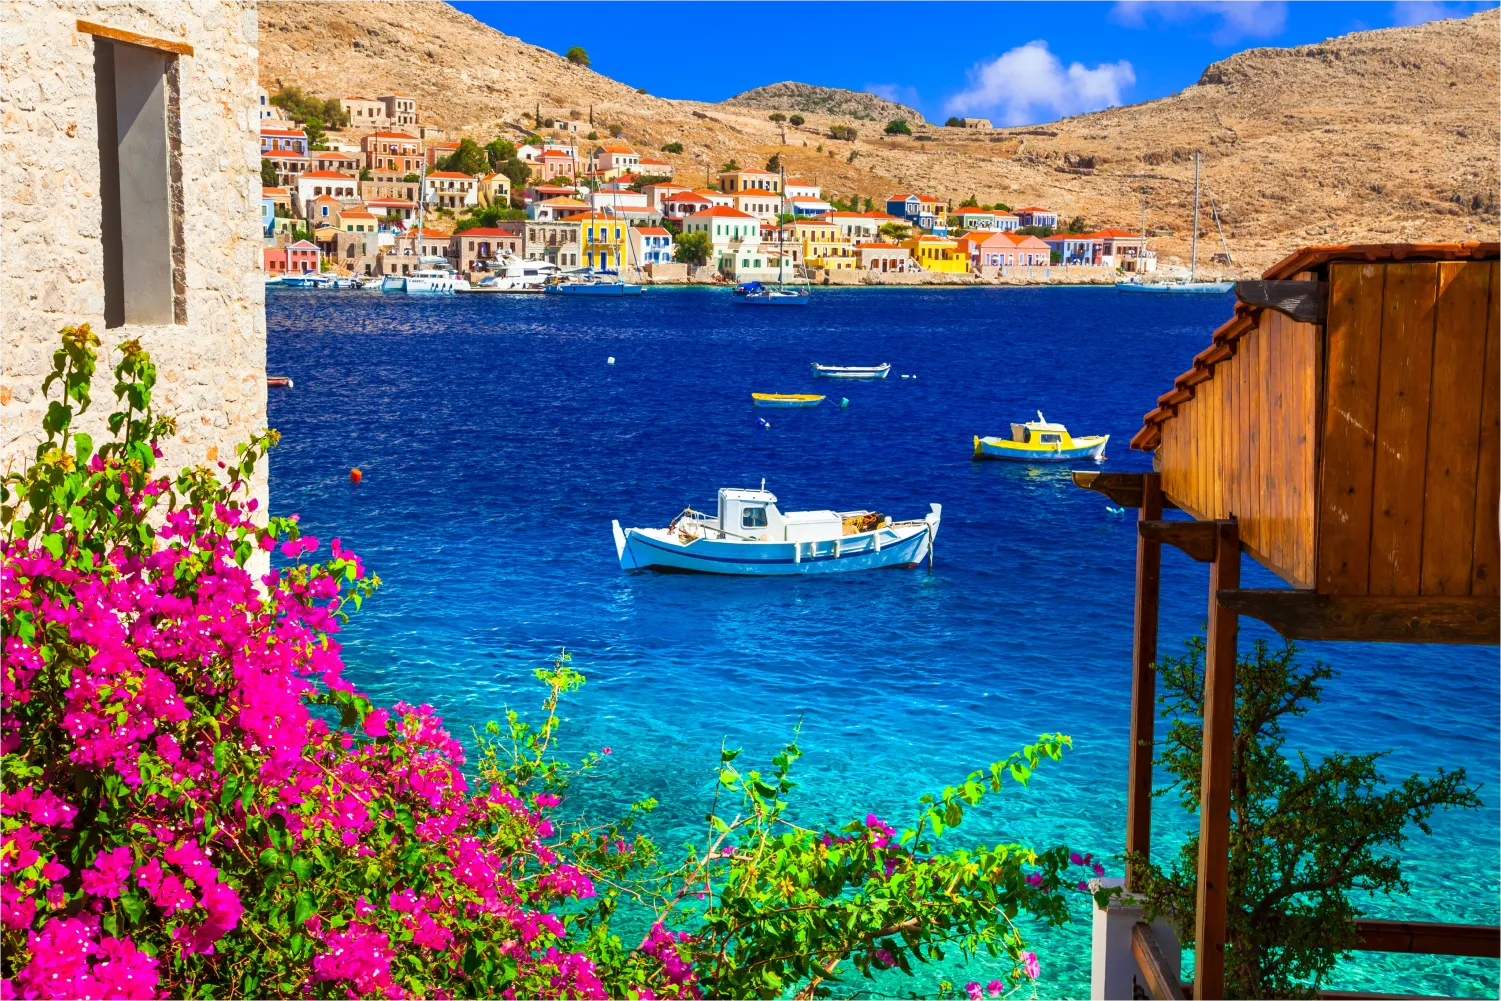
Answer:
[613,486,940,575]
[740,287,809,306]
[382,259,459,294]
[264,275,283,287]
[280,273,331,289]
[810,362,891,380]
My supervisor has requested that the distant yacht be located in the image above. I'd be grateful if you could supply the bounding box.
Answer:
[1117,151,1233,294]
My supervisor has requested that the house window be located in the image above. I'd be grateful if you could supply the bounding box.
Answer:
[92,34,185,327]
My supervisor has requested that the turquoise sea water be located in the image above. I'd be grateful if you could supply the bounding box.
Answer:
[266,286,1498,999]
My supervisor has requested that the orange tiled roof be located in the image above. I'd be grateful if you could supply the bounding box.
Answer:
[686,206,756,220]
[301,170,357,179]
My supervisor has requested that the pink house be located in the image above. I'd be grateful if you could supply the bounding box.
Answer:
[536,149,579,181]
[264,240,321,274]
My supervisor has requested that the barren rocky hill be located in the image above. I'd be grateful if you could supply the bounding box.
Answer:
[722,82,924,124]
[258,2,1500,273]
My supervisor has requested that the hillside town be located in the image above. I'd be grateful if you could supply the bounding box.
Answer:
[259,87,1161,284]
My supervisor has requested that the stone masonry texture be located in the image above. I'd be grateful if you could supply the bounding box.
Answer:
[1,2,266,506]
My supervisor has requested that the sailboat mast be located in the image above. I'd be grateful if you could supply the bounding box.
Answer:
[778,163,785,286]
[1190,151,1200,283]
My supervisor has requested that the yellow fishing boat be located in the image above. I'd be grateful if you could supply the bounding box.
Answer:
[752,393,825,408]
[973,412,1108,462]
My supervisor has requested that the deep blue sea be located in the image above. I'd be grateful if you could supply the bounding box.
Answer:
[267,286,1498,999]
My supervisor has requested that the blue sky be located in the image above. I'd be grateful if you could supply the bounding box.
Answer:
[451,0,1495,126]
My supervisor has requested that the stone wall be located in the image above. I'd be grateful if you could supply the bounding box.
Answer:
[1,2,265,506]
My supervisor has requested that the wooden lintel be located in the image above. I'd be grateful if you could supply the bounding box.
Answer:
[1131,923,1187,1001]
[77,19,194,56]
[1353,919,1501,957]
[1140,520,1218,562]
[1216,590,1499,645]
[1234,279,1329,324]
[1072,471,1180,510]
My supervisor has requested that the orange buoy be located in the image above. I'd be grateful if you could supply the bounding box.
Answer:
[349,468,363,482]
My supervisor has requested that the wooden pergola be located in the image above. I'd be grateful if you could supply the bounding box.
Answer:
[1077,242,1501,999]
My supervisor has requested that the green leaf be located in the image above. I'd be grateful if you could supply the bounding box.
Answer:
[73,432,93,463]
[293,890,316,925]
[40,534,63,559]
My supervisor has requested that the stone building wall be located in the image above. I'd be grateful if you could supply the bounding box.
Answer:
[1,2,265,505]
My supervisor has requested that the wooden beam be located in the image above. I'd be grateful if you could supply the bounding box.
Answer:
[1072,470,1181,510]
[76,19,194,56]
[1141,520,1219,563]
[1194,521,1240,1001]
[1234,279,1329,323]
[1216,590,1499,645]
[1352,919,1500,957]
[1132,923,1187,1001]
[1126,473,1163,890]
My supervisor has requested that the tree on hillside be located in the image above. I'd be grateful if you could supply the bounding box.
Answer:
[455,204,526,232]
[440,138,489,177]
[1016,224,1054,237]
[764,153,781,172]
[629,175,673,192]
[1063,215,1088,233]
[769,112,786,123]
[788,114,805,126]
[958,194,979,208]
[609,122,624,138]
[661,141,683,154]
[944,116,963,127]
[674,230,712,266]
[260,158,279,188]
[719,159,740,172]
[565,46,590,66]
[884,119,912,136]
[1131,638,1479,999]
[484,138,517,170]
[829,124,857,141]
[271,86,350,130]
[498,156,531,198]
[587,131,600,141]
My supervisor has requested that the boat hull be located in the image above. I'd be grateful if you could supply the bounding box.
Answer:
[810,364,890,380]
[546,283,644,296]
[1116,281,1233,293]
[739,293,808,306]
[973,435,1109,462]
[752,395,823,408]
[613,507,939,575]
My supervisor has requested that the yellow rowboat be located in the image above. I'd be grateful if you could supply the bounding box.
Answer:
[752,393,825,408]
[973,412,1108,462]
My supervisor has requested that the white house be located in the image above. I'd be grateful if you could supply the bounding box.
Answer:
[784,179,820,200]
[294,171,360,217]
[424,171,479,209]
[732,189,784,223]
[682,206,767,276]
[591,142,640,175]
[636,156,675,178]
[589,189,649,211]
[627,226,675,266]
[529,196,592,221]
[642,183,691,211]
[822,211,881,244]
[788,197,833,218]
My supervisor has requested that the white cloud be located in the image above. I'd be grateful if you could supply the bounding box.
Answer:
[1110,1,1288,44]
[943,41,1135,126]
[865,83,921,110]
[1390,0,1493,25]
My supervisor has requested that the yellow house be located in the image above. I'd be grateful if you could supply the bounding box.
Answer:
[717,167,781,194]
[335,208,378,234]
[902,234,969,273]
[477,172,512,208]
[791,218,856,271]
[562,212,627,269]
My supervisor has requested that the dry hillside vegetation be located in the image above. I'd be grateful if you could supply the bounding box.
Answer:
[259,2,1500,273]
[723,82,925,124]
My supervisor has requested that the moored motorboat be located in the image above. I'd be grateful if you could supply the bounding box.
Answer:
[751,393,824,407]
[545,276,644,296]
[810,362,890,380]
[280,273,331,288]
[613,486,940,575]
[973,412,1108,462]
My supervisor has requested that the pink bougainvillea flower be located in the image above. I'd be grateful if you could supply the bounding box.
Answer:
[986,979,1004,997]
[964,981,983,1000]
[1022,951,1041,980]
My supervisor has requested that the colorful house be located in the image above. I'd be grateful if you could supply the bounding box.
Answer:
[425,140,462,168]
[424,171,479,210]
[264,240,320,274]
[260,125,307,157]
[562,212,628,269]
[901,234,968,273]
[1042,232,1103,265]
[959,231,1051,269]
[791,218,856,271]
[1015,206,1059,229]
[784,179,821,200]
[886,194,948,236]
[788,196,834,219]
[951,209,1000,232]
[590,143,640,179]
[1093,229,1156,272]
[661,190,715,226]
[642,183,692,211]
[627,226,675,265]
[295,171,360,217]
[821,211,881,245]
[732,189,784,223]
[717,168,780,193]
[361,131,423,174]
[525,219,582,267]
[449,226,524,273]
[530,196,592,221]
[477,173,512,208]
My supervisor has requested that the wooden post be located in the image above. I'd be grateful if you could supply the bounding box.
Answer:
[1194,519,1240,1000]
[1125,473,1163,889]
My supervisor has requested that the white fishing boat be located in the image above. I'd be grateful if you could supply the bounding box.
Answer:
[613,486,940,575]
[459,253,558,293]
[810,362,891,380]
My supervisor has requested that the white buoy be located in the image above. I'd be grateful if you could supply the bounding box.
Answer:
[607,356,616,365]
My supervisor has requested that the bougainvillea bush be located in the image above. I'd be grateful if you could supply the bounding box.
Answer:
[2,329,1107,1000]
